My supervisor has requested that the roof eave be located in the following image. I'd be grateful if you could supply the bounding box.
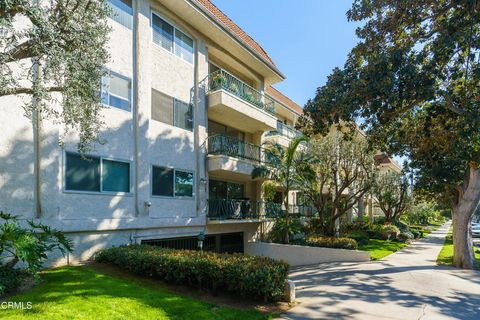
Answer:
[189,0,285,81]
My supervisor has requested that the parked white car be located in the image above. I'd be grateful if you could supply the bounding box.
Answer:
[472,225,480,238]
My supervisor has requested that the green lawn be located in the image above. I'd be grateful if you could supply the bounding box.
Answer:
[358,239,407,260]
[0,266,273,320]
[437,227,480,267]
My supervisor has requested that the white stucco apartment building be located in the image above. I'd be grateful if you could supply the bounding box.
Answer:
[0,0,306,263]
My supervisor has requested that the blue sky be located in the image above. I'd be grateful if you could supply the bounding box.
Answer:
[213,0,363,107]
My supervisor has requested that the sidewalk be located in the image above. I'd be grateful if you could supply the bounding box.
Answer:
[281,222,480,320]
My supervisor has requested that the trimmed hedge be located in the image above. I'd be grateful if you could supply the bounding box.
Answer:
[95,245,289,302]
[304,236,358,250]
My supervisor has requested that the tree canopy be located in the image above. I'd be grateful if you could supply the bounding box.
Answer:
[301,0,480,268]
[372,171,411,222]
[297,132,376,235]
[0,0,111,151]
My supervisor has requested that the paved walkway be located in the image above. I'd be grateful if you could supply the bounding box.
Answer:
[281,222,480,320]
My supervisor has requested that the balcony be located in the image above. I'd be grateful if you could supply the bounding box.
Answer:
[207,134,266,180]
[264,122,304,147]
[206,69,278,133]
[207,199,318,222]
[208,199,282,221]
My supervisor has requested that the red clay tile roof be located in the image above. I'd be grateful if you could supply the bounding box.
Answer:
[265,86,303,115]
[196,0,276,66]
[374,154,391,165]
[374,154,402,170]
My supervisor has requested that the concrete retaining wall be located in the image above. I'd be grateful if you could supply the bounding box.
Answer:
[245,241,371,266]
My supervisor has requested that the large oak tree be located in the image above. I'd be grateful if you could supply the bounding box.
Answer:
[1,0,111,151]
[302,0,480,268]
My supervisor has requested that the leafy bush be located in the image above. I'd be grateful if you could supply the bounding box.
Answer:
[0,265,28,296]
[269,217,306,243]
[366,224,384,239]
[410,230,422,239]
[347,232,370,245]
[341,221,372,233]
[398,231,414,242]
[394,220,410,232]
[304,236,358,250]
[0,212,73,274]
[380,225,400,240]
[0,212,73,297]
[95,245,289,302]
[404,202,441,225]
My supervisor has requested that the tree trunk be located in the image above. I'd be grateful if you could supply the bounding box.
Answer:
[284,191,290,244]
[452,164,480,269]
[358,197,365,221]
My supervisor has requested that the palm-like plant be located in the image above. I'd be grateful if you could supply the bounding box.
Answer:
[252,136,309,244]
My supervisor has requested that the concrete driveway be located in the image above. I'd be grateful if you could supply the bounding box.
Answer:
[280,222,480,320]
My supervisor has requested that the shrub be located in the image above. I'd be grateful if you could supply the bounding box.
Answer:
[410,230,422,239]
[398,231,414,242]
[348,234,369,245]
[304,236,358,250]
[0,266,28,296]
[380,225,400,240]
[0,211,73,297]
[269,217,306,243]
[404,201,441,225]
[394,220,410,232]
[366,224,384,240]
[0,212,73,274]
[343,230,370,245]
[341,221,372,233]
[95,245,289,302]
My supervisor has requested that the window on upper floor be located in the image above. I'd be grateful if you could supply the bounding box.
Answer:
[152,13,193,64]
[65,153,130,193]
[151,89,193,131]
[102,72,132,112]
[152,166,194,197]
[108,0,133,29]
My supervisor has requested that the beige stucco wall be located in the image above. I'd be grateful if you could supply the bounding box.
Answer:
[0,0,292,264]
[245,242,371,266]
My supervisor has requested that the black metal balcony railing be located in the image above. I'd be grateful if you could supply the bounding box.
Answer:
[207,134,264,163]
[207,69,276,115]
[266,122,304,140]
[207,199,318,220]
[287,204,318,217]
[208,199,282,220]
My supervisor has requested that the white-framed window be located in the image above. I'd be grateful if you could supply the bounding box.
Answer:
[151,165,194,197]
[151,13,194,64]
[108,0,133,29]
[65,152,131,193]
[101,71,132,112]
[151,89,193,131]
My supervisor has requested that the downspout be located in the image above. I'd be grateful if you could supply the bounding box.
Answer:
[133,0,140,216]
[194,40,200,214]
[33,59,41,218]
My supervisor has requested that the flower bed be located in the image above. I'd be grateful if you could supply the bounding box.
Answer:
[95,245,289,302]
